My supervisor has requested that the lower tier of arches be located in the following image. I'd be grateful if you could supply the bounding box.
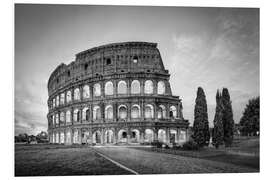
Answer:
[49,125,189,145]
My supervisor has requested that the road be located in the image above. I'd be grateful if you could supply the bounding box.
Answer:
[92,146,257,174]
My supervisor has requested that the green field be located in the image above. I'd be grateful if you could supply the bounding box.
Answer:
[15,144,131,176]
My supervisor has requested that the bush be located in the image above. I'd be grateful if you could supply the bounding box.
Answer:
[182,140,199,150]
[151,141,164,148]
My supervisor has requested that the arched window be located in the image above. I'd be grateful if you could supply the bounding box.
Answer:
[56,96,59,107]
[145,104,154,118]
[117,81,127,94]
[83,85,90,99]
[157,105,166,119]
[157,81,166,95]
[105,105,113,119]
[60,93,65,105]
[131,105,140,119]
[55,113,59,124]
[118,105,127,119]
[73,109,79,122]
[131,80,140,94]
[66,110,71,123]
[145,129,154,142]
[144,80,153,94]
[52,98,55,108]
[82,107,89,121]
[105,81,114,95]
[93,83,101,97]
[60,112,65,124]
[74,88,80,100]
[169,106,177,118]
[73,130,79,144]
[66,91,72,103]
[93,106,101,120]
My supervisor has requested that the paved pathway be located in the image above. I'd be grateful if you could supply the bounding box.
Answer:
[92,147,257,174]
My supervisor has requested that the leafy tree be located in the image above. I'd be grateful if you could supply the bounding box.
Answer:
[212,90,224,148]
[192,87,210,147]
[240,97,260,136]
[222,88,234,147]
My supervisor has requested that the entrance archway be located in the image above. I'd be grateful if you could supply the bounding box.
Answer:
[118,129,128,143]
[92,131,101,144]
[158,129,166,143]
[130,129,140,143]
[105,130,114,144]
[170,129,177,143]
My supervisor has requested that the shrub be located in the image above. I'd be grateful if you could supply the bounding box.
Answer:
[151,141,163,148]
[182,140,199,150]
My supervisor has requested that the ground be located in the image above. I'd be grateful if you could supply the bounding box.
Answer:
[15,136,259,176]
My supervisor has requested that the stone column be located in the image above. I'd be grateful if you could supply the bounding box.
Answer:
[153,128,158,142]
[153,79,158,95]
[140,130,145,143]
[101,128,104,144]
[166,128,170,144]
[176,128,180,144]
[140,80,144,95]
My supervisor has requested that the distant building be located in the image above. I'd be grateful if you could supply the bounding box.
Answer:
[47,42,189,145]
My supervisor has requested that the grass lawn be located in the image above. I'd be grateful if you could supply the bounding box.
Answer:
[15,144,131,176]
[133,136,259,170]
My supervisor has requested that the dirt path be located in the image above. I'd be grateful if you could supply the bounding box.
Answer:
[93,146,258,174]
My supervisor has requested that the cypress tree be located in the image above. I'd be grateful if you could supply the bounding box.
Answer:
[212,90,224,148]
[221,88,234,147]
[192,87,210,147]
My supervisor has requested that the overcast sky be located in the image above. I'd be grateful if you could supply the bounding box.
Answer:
[15,4,259,135]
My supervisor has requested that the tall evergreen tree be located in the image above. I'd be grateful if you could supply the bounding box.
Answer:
[240,97,260,136]
[192,87,210,147]
[221,88,234,147]
[212,90,224,148]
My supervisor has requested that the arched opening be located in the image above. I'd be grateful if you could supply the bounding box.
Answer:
[131,80,140,94]
[82,107,89,121]
[55,114,59,124]
[74,88,80,100]
[118,129,128,143]
[66,91,72,103]
[105,130,114,144]
[55,132,59,143]
[60,132,65,144]
[66,110,71,123]
[105,105,113,120]
[60,112,64,124]
[92,131,101,144]
[145,129,154,143]
[169,106,177,118]
[60,93,65,105]
[130,129,140,143]
[131,105,140,119]
[93,106,101,121]
[118,105,127,119]
[157,105,166,119]
[144,80,153,94]
[66,130,71,144]
[56,96,59,106]
[93,83,101,97]
[117,81,127,94]
[170,129,177,143]
[145,104,154,119]
[73,130,79,144]
[157,81,166,95]
[83,85,90,99]
[158,129,166,143]
[105,81,114,95]
[73,109,79,122]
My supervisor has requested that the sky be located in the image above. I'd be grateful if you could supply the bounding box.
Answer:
[15,4,259,135]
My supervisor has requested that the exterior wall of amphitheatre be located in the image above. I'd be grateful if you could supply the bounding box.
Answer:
[47,42,189,145]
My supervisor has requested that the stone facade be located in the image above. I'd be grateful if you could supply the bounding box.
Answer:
[47,42,189,145]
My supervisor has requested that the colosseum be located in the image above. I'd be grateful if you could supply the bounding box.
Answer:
[47,41,189,145]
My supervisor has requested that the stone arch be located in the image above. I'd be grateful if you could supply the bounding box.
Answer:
[131,104,140,119]
[60,131,65,144]
[144,80,153,94]
[83,85,90,99]
[66,110,71,123]
[73,108,80,122]
[105,129,114,144]
[93,105,101,120]
[93,83,101,97]
[74,88,80,100]
[145,129,154,142]
[157,81,166,95]
[60,112,65,124]
[130,129,140,143]
[157,105,166,119]
[55,132,59,143]
[55,113,59,124]
[53,98,56,108]
[169,105,177,118]
[170,129,177,143]
[144,104,154,119]
[82,107,89,121]
[105,81,114,95]
[92,131,101,144]
[118,129,128,143]
[60,93,65,105]
[66,90,72,103]
[131,80,140,94]
[158,129,166,143]
[105,105,113,120]
[118,105,127,119]
[66,129,72,144]
[56,95,59,106]
[117,80,127,94]
[73,129,79,144]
